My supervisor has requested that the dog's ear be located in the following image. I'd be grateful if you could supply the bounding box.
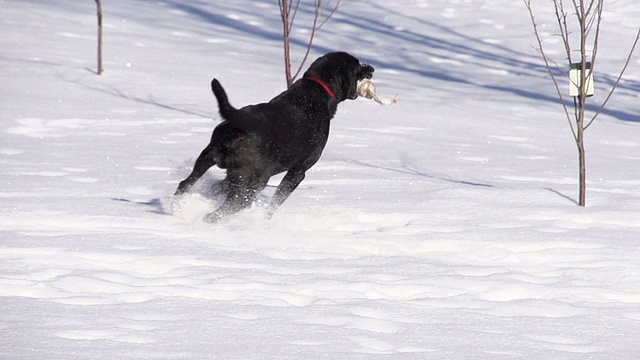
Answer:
[335,54,362,101]
[342,58,374,101]
[342,70,358,101]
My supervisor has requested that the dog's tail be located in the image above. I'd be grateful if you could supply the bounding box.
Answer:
[211,79,234,119]
[211,78,256,131]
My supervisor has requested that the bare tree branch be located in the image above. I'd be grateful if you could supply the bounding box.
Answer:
[318,0,341,29]
[279,0,341,87]
[524,0,577,140]
[585,0,597,19]
[585,1,602,97]
[288,0,301,33]
[291,3,321,82]
[554,0,572,62]
[571,0,583,22]
[585,27,640,129]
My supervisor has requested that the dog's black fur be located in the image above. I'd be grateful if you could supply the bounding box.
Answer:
[175,52,374,222]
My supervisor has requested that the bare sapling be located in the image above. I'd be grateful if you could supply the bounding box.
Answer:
[524,0,640,206]
[95,0,103,75]
[277,0,341,88]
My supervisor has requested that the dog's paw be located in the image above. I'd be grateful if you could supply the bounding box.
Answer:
[165,192,213,221]
[161,195,181,215]
[175,180,194,195]
[264,203,278,220]
[203,211,224,223]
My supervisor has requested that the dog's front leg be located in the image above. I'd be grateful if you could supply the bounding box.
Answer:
[267,169,306,218]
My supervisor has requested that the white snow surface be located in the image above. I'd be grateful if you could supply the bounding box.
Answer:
[1,0,640,359]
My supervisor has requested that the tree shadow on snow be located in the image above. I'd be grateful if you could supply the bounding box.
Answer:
[339,3,640,123]
[76,0,637,123]
[50,0,635,123]
[55,70,212,119]
[343,159,496,188]
[544,188,579,205]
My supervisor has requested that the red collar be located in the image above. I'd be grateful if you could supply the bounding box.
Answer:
[305,76,336,98]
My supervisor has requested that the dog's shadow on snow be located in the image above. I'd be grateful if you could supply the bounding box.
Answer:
[111,197,169,215]
[110,175,267,218]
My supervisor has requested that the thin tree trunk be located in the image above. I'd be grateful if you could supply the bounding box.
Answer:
[525,0,639,207]
[577,0,587,206]
[577,97,586,206]
[95,0,103,75]
[280,0,293,87]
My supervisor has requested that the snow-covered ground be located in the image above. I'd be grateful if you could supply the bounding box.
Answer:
[1,0,639,358]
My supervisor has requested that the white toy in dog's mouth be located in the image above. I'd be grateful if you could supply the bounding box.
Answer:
[356,79,399,106]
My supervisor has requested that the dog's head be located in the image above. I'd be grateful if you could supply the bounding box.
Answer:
[304,52,375,101]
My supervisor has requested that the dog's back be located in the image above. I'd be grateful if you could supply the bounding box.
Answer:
[211,79,332,173]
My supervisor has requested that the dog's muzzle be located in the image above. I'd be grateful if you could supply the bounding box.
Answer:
[359,63,375,80]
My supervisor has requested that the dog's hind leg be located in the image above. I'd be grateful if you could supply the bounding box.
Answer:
[175,144,217,195]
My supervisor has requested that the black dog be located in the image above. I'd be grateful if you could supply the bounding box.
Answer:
[175,52,374,222]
